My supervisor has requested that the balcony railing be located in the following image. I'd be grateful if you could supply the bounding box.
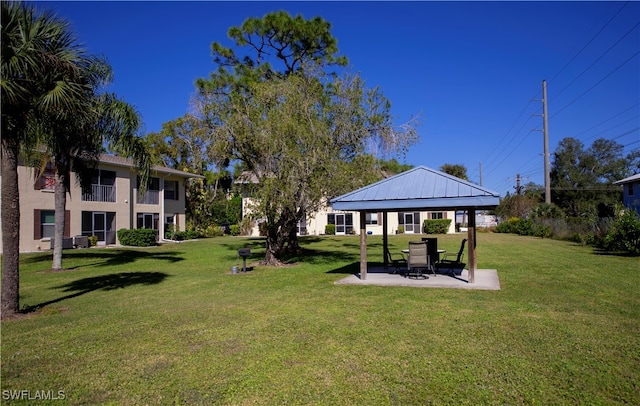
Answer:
[137,190,159,205]
[82,184,116,202]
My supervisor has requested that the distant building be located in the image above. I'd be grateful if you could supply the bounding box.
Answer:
[235,169,459,236]
[614,173,640,215]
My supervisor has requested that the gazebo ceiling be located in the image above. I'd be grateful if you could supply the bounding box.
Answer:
[330,166,500,211]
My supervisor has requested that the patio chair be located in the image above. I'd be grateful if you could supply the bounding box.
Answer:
[407,241,430,279]
[386,249,407,274]
[437,239,467,275]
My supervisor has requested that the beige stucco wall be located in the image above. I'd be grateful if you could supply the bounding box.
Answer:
[6,160,189,252]
[17,164,56,252]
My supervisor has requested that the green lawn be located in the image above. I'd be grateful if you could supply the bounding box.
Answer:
[2,233,639,405]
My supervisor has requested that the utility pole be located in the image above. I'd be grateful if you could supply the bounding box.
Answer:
[515,174,522,217]
[542,80,551,204]
[479,161,483,186]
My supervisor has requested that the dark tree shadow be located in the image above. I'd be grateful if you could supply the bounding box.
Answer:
[21,249,184,269]
[325,262,361,275]
[22,271,169,313]
[592,248,639,257]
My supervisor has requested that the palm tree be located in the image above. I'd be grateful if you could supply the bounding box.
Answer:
[1,2,151,311]
[42,88,151,271]
[1,1,85,316]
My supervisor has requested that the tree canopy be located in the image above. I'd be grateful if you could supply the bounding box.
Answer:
[439,164,468,180]
[551,137,633,218]
[194,11,419,264]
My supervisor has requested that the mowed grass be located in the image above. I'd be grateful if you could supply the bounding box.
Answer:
[1,233,639,405]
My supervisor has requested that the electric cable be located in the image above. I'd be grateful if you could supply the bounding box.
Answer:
[551,21,640,103]
[550,50,640,120]
[548,1,631,85]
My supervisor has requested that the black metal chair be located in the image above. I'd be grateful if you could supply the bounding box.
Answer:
[386,249,407,274]
[437,239,467,275]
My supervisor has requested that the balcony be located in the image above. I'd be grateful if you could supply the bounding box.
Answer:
[82,185,116,202]
[137,190,159,205]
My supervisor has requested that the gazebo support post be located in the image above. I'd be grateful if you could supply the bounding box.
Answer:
[360,211,367,280]
[382,212,389,269]
[467,208,476,283]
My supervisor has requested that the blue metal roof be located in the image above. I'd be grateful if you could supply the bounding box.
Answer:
[330,166,500,211]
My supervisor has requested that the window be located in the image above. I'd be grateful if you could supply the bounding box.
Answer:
[365,212,379,225]
[83,169,116,202]
[629,183,634,196]
[164,180,179,200]
[91,169,116,186]
[430,212,444,220]
[82,211,116,245]
[37,162,56,191]
[164,214,176,238]
[398,212,421,233]
[137,177,160,204]
[327,213,353,234]
[297,214,307,235]
[40,210,55,238]
[34,209,69,239]
[137,212,159,230]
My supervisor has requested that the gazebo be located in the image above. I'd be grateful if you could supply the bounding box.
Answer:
[330,166,500,283]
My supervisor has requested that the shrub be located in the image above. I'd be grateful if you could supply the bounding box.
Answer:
[239,217,254,236]
[601,211,640,255]
[325,224,336,235]
[496,217,521,234]
[88,235,98,247]
[173,229,199,241]
[203,225,225,238]
[397,225,405,234]
[229,224,240,236]
[423,219,452,234]
[117,228,157,247]
[496,217,550,238]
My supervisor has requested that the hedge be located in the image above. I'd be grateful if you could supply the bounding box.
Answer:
[117,228,157,247]
[423,219,452,234]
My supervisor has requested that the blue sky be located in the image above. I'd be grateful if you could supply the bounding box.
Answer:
[38,1,639,196]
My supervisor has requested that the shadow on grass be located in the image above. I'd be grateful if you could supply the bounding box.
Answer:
[22,271,169,313]
[219,237,360,265]
[325,262,360,275]
[21,249,184,268]
[592,248,639,257]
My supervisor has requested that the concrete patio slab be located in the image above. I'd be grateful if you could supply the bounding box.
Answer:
[334,266,500,290]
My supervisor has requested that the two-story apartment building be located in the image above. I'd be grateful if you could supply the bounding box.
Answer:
[4,154,202,252]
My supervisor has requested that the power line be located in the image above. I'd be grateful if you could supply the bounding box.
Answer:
[550,21,640,103]
[573,103,639,138]
[609,127,640,142]
[583,117,640,143]
[550,50,640,120]
[481,99,536,169]
[548,1,631,85]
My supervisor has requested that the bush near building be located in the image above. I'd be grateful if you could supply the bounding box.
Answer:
[117,229,157,247]
[423,219,452,234]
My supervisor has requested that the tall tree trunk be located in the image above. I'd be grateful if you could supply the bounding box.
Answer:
[52,171,67,271]
[264,223,285,266]
[1,138,21,317]
[283,216,301,254]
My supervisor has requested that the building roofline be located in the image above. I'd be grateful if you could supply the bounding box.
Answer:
[613,173,640,185]
[98,154,205,179]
